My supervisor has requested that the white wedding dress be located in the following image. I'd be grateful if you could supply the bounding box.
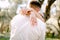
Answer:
[10,14,46,40]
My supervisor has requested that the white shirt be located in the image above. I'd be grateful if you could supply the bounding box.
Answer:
[10,14,46,40]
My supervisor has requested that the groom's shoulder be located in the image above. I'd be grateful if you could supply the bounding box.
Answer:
[12,14,23,20]
[13,14,22,18]
[11,14,23,22]
[11,14,29,23]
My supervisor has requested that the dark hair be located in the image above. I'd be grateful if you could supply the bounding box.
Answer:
[30,1,41,8]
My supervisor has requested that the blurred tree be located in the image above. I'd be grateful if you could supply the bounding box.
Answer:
[46,0,60,38]
[9,0,22,4]
[44,0,56,21]
[9,0,28,4]
[38,0,44,6]
[58,17,60,27]
[56,0,60,28]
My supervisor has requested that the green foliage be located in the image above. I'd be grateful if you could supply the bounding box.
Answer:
[0,37,60,40]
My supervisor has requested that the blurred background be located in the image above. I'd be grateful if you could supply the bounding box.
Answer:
[0,0,60,40]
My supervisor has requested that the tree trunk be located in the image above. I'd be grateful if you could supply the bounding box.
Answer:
[44,0,56,21]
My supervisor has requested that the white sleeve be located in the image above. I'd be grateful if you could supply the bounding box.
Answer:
[10,16,18,40]
[10,15,22,40]
[10,15,29,40]
[39,29,46,40]
[38,19,46,40]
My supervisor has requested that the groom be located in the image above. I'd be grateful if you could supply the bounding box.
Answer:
[10,1,46,40]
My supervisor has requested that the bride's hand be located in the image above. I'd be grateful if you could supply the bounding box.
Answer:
[20,8,31,16]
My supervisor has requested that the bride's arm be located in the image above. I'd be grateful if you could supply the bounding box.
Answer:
[20,8,45,22]
[35,13,45,22]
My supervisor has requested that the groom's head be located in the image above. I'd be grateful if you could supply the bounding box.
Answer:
[30,1,41,12]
